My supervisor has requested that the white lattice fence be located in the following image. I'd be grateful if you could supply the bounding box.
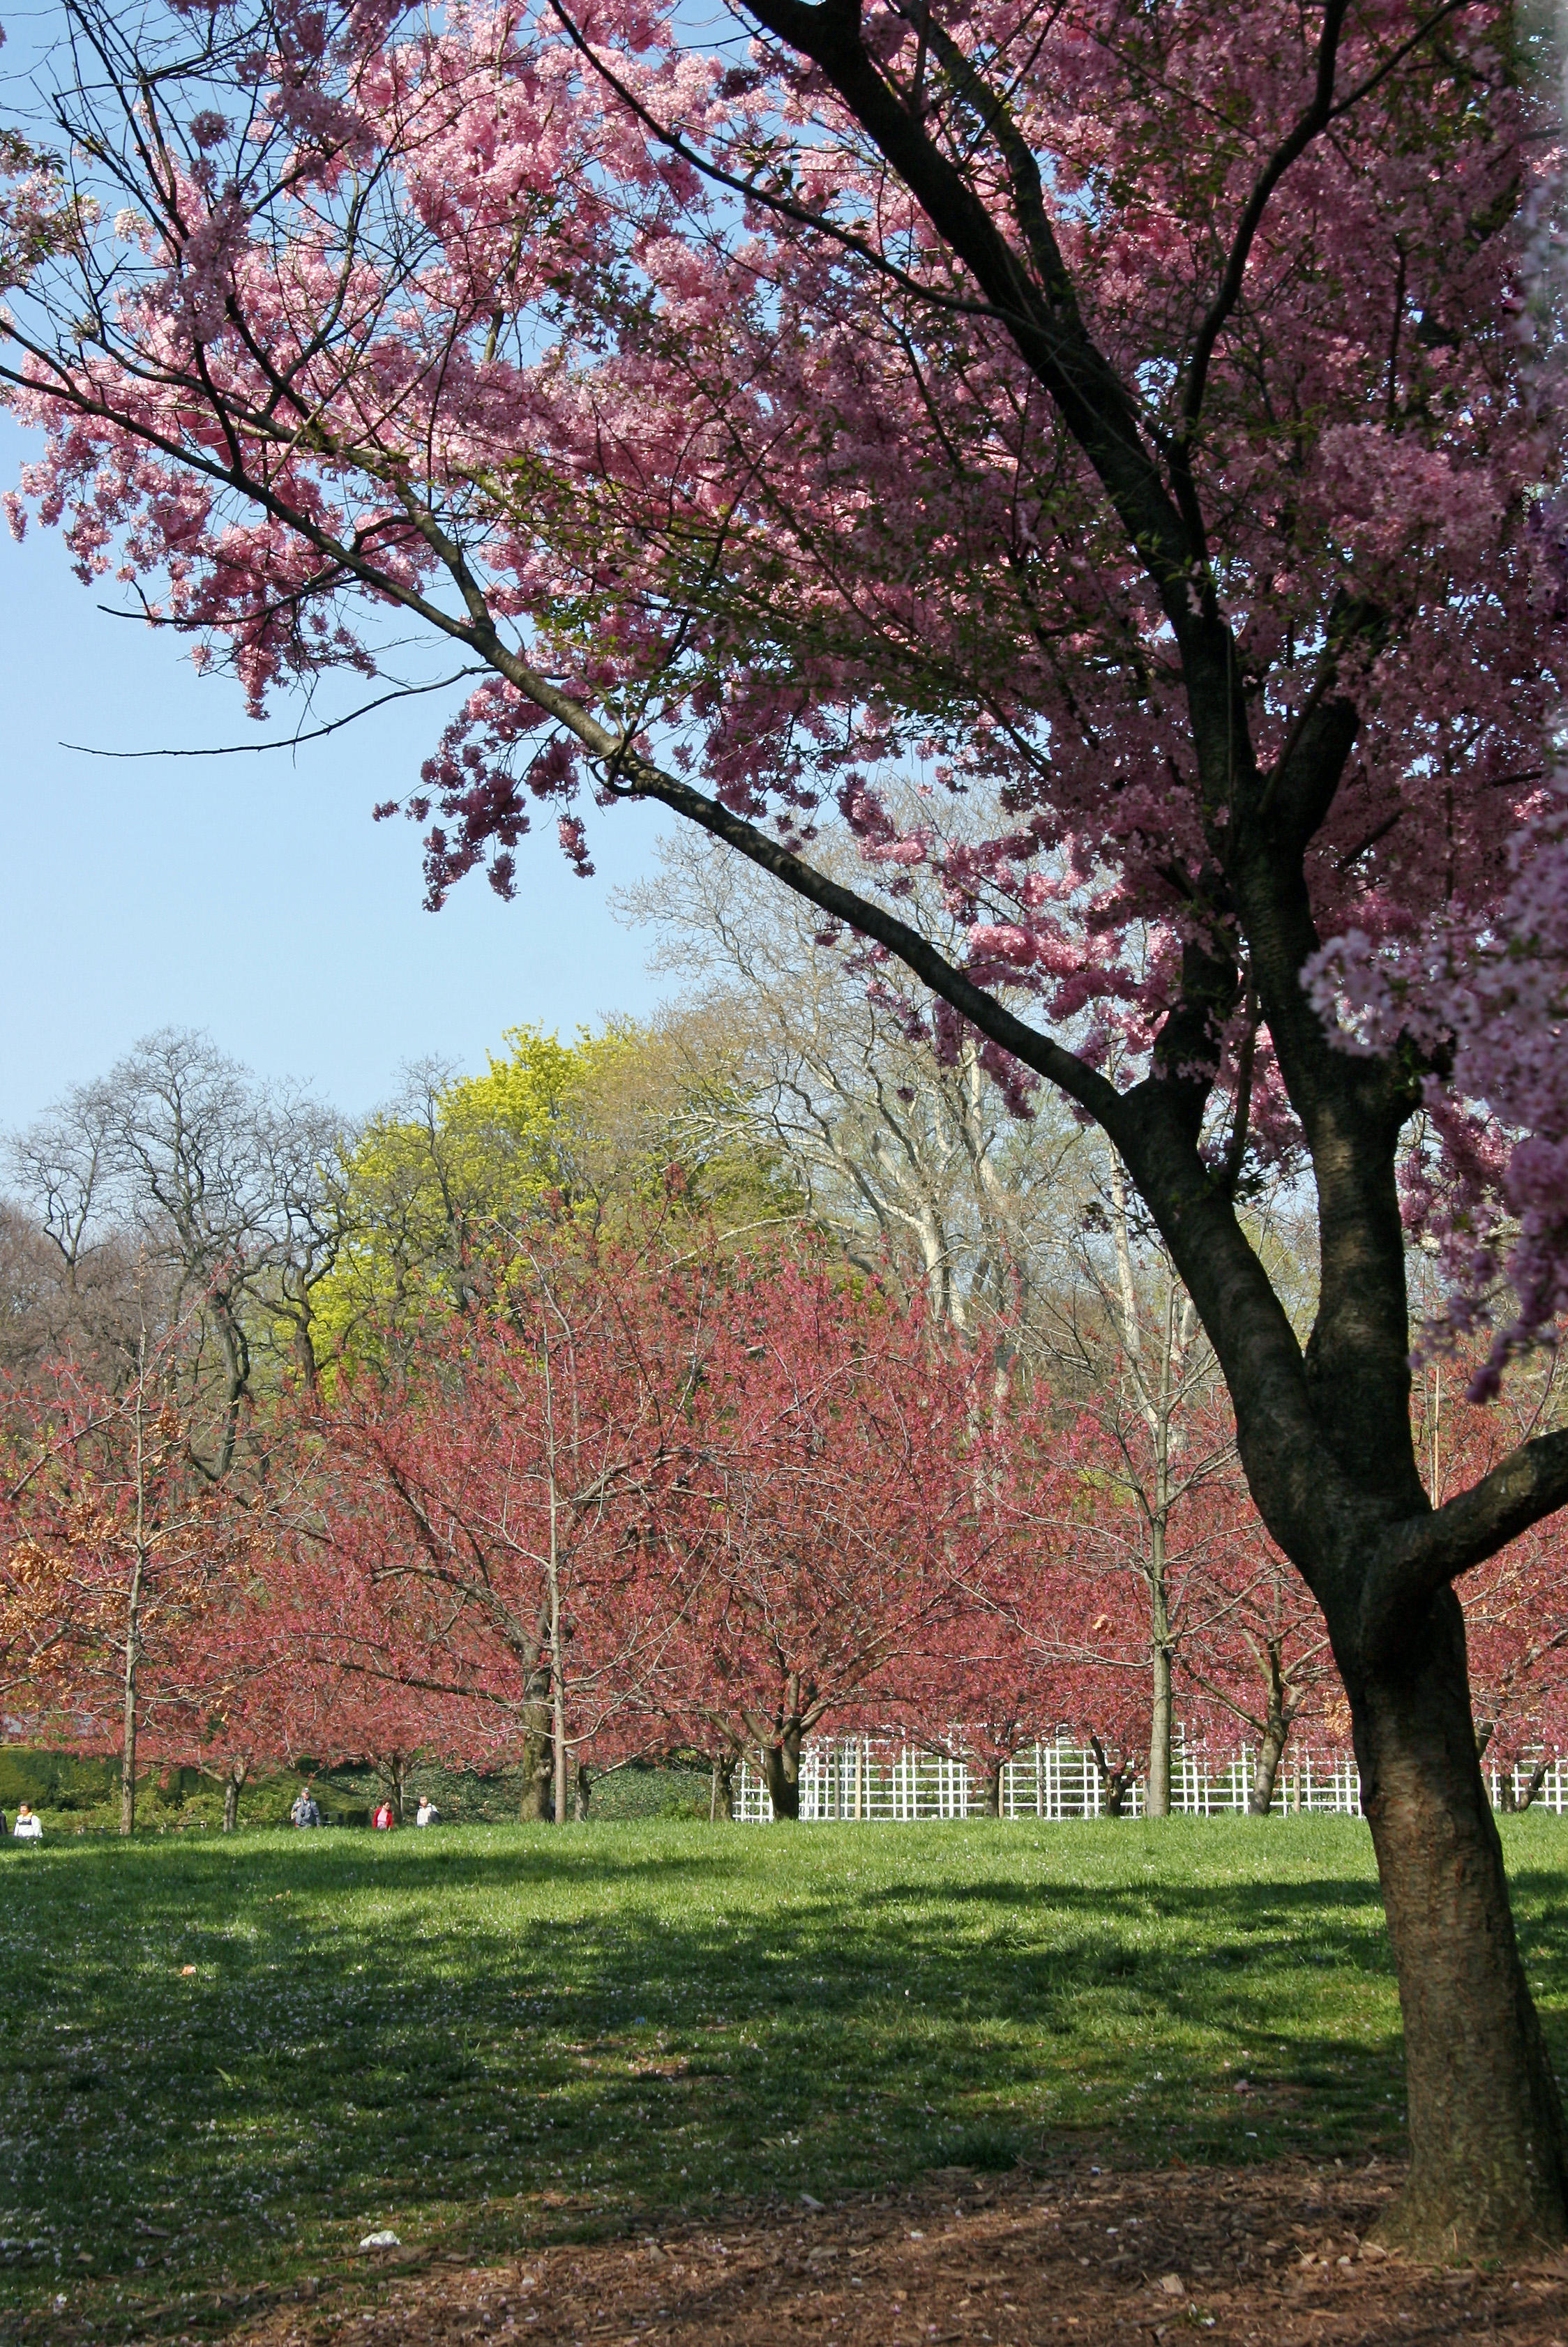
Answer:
[1486,1757,1568,1813]
[732,1735,1369,1822]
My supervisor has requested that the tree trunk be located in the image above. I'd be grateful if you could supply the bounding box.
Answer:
[548,1472,569,1828]
[762,1719,803,1821]
[1089,1734,1133,1819]
[120,1567,142,1839]
[1145,1546,1173,1816]
[1147,1638,1173,1817]
[976,1756,1004,1817]
[1497,1758,1550,1816]
[711,1752,737,1822]
[1247,1639,1288,1816]
[120,1723,137,1833]
[573,1762,591,1821]
[223,1761,246,1834]
[1350,1589,1568,2256]
[552,1698,568,1828]
[519,1745,552,1820]
[121,1386,146,1841]
[519,1705,552,1821]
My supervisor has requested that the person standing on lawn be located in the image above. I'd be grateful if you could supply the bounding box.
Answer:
[13,1804,42,1840]
[290,1785,322,1828]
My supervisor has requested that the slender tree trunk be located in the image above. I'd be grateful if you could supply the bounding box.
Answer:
[1089,1734,1133,1819]
[1247,1640,1288,1816]
[550,1595,569,1832]
[1147,1629,1173,1818]
[1349,1589,1568,2256]
[976,1756,1004,1817]
[119,1641,139,1838]
[1143,1455,1175,1813]
[120,1520,146,1838]
[573,1762,591,1821]
[223,1760,247,1834]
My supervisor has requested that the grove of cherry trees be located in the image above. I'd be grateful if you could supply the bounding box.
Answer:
[3,0,1568,2258]
[0,1017,1359,1833]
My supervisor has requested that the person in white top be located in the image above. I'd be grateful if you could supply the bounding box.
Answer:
[13,1804,43,1840]
[414,1797,439,1827]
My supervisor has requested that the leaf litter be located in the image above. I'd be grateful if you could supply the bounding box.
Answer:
[218,2160,1568,2347]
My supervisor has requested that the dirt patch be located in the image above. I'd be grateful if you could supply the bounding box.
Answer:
[226,2163,1568,2347]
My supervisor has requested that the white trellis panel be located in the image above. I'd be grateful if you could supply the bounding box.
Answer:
[732,1733,1382,1822]
[1485,1756,1568,1814]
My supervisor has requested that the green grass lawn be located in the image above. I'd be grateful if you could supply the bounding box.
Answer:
[6,1814,1568,2339]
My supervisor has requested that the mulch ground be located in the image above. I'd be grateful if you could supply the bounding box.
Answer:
[220,2161,1568,2347]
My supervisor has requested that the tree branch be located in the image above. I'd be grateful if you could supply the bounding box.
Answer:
[1362,1427,1568,1663]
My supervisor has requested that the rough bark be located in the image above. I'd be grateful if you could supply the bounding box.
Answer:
[762,1721,804,1821]
[518,1716,552,1822]
[1350,1590,1568,2256]
[222,1760,247,1834]
[573,1762,591,1821]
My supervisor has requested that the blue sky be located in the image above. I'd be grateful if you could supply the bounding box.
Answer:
[0,434,676,1132]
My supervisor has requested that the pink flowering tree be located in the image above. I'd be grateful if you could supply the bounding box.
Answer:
[2,0,1567,2250]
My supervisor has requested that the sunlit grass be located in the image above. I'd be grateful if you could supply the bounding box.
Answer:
[7,1814,1567,2339]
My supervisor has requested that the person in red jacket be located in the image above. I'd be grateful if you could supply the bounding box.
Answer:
[372,1799,396,1830]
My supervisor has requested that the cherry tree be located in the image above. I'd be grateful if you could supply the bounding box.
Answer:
[1,1325,246,1831]
[3,0,1568,2248]
[287,1234,719,1822]
[891,1595,1065,1816]
[652,1257,1011,1816]
[184,1530,463,1823]
[1185,1529,1338,1815]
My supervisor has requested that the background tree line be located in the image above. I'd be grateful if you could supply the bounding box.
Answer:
[3,864,1562,1842]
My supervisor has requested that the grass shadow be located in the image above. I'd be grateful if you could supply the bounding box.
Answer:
[5,1814,1565,2340]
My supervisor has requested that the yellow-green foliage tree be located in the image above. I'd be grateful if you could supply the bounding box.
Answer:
[310,1017,801,1366]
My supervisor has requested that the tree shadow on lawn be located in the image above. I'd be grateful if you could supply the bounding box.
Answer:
[7,1823,1567,2340]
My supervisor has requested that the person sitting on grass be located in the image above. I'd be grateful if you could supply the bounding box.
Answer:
[13,1804,43,1840]
[414,1796,439,1827]
[290,1784,322,1829]
[372,1799,395,1830]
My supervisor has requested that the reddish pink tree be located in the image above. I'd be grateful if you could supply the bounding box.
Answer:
[5,0,1568,2244]
[0,1337,248,1832]
[284,1237,720,1823]
[180,1530,481,1825]
[652,1260,1018,1819]
[1183,1530,1338,1816]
